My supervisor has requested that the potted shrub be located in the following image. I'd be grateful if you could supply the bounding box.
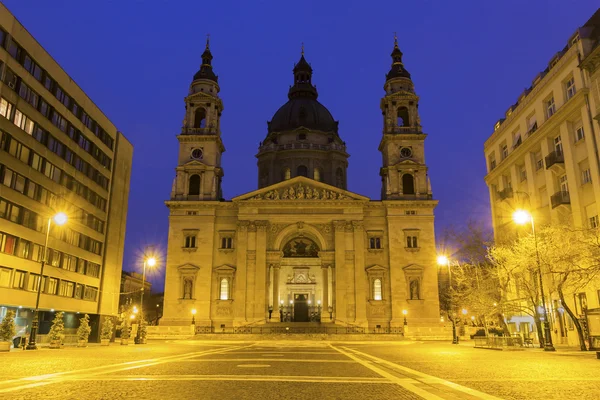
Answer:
[100,318,114,346]
[137,318,148,344]
[77,314,91,347]
[0,310,16,352]
[48,312,65,349]
[120,317,131,345]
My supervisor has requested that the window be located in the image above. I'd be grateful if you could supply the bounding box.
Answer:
[58,281,74,297]
[501,143,508,160]
[554,135,563,154]
[46,277,58,295]
[297,165,308,177]
[406,236,418,248]
[582,168,592,185]
[13,270,26,289]
[402,174,415,195]
[589,215,599,229]
[221,237,233,249]
[27,274,40,292]
[519,165,527,182]
[535,151,543,171]
[559,174,568,193]
[74,284,83,299]
[184,235,196,248]
[369,237,382,249]
[83,286,98,301]
[0,267,10,287]
[0,98,13,118]
[189,174,200,195]
[397,107,410,127]
[86,263,100,278]
[194,108,206,128]
[220,278,229,300]
[0,232,17,255]
[297,133,306,140]
[373,278,382,300]
[575,126,584,142]
[546,96,556,119]
[489,154,496,170]
[566,77,576,100]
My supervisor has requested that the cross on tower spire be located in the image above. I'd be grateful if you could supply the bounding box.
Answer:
[206,33,210,49]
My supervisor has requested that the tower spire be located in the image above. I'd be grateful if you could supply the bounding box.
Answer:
[301,42,304,56]
[385,32,411,81]
[206,33,210,50]
[192,34,218,83]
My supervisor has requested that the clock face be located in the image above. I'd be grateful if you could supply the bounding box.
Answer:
[400,147,412,158]
[191,148,203,160]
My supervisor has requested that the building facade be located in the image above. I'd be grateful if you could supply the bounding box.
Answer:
[484,9,600,345]
[0,4,133,340]
[161,38,442,335]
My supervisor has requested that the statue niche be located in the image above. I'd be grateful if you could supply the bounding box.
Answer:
[282,237,319,258]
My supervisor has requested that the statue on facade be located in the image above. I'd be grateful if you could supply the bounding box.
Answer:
[183,278,193,299]
[410,279,420,300]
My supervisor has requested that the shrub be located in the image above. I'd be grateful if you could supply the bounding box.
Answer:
[120,317,131,340]
[0,310,16,342]
[77,314,91,341]
[138,318,147,341]
[48,312,65,342]
[101,318,114,340]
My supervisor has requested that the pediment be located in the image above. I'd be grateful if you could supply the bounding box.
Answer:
[214,264,236,272]
[365,264,387,272]
[402,264,425,273]
[390,159,422,168]
[178,159,210,168]
[177,263,200,273]
[232,176,369,202]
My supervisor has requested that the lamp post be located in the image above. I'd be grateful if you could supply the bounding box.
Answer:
[26,212,67,350]
[140,255,157,324]
[513,210,555,351]
[191,309,196,325]
[437,255,458,344]
[402,309,408,326]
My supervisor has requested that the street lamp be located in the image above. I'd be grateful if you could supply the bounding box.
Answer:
[191,309,196,325]
[437,255,458,344]
[513,209,555,351]
[26,212,68,350]
[402,309,408,326]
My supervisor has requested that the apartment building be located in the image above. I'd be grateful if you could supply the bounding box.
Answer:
[484,9,600,346]
[0,4,132,340]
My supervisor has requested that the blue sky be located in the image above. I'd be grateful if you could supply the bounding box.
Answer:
[5,0,598,290]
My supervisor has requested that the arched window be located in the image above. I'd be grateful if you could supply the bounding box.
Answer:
[189,174,200,195]
[336,168,344,189]
[282,168,291,180]
[297,165,308,177]
[220,278,229,300]
[314,168,322,182]
[402,174,415,195]
[373,278,382,301]
[194,108,206,128]
[397,107,410,127]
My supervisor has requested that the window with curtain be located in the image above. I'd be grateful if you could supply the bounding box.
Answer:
[373,278,382,300]
[220,278,229,300]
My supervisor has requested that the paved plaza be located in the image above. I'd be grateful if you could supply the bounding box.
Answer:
[0,340,599,399]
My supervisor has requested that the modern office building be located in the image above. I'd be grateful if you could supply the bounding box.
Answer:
[0,3,133,340]
[161,37,443,336]
[484,9,600,345]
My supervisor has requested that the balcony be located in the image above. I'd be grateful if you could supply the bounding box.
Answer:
[181,127,217,135]
[544,150,564,173]
[497,187,513,201]
[257,142,347,154]
[386,126,423,135]
[550,191,570,209]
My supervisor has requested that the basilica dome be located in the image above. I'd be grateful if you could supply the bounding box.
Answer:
[268,97,338,133]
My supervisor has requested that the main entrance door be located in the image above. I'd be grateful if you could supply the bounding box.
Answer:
[294,294,309,322]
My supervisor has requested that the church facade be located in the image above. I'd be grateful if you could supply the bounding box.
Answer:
[161,37,442,333]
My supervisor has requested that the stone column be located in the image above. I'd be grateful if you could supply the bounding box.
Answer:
[233,221,249,325]
[333,221,347,322]
[321,264,329,322]
[352,221,367,326]
[254,221,268,320]
[272,264,280,313]
[199,171,205,200]
[331,264,336,320]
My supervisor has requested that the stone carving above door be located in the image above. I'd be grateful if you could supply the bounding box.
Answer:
[282,237,319,258]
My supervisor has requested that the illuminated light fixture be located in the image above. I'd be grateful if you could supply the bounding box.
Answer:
[512,209,532,225]
[50,309,54,312]
[402,309,408,316]
[53,212,68,226]
[462,309,468,315]
[130,314,135,319]
[436,255,449,266]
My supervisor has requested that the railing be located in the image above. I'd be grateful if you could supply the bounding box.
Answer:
[181,127,217,135]
[545,150,564,169]
[386,126,422,134]
[258,142,347,153]
[497,187,513,200]
[474,336,524,349]
[194,326,405,335]
[551,191,570,208]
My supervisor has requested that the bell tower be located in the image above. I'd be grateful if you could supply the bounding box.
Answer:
[171,36,225,201]
[379,35,432,200]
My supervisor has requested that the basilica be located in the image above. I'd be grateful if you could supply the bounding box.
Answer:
[161,37,442,334]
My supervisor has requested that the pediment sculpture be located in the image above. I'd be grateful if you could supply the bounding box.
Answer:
[249,182,349,201]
